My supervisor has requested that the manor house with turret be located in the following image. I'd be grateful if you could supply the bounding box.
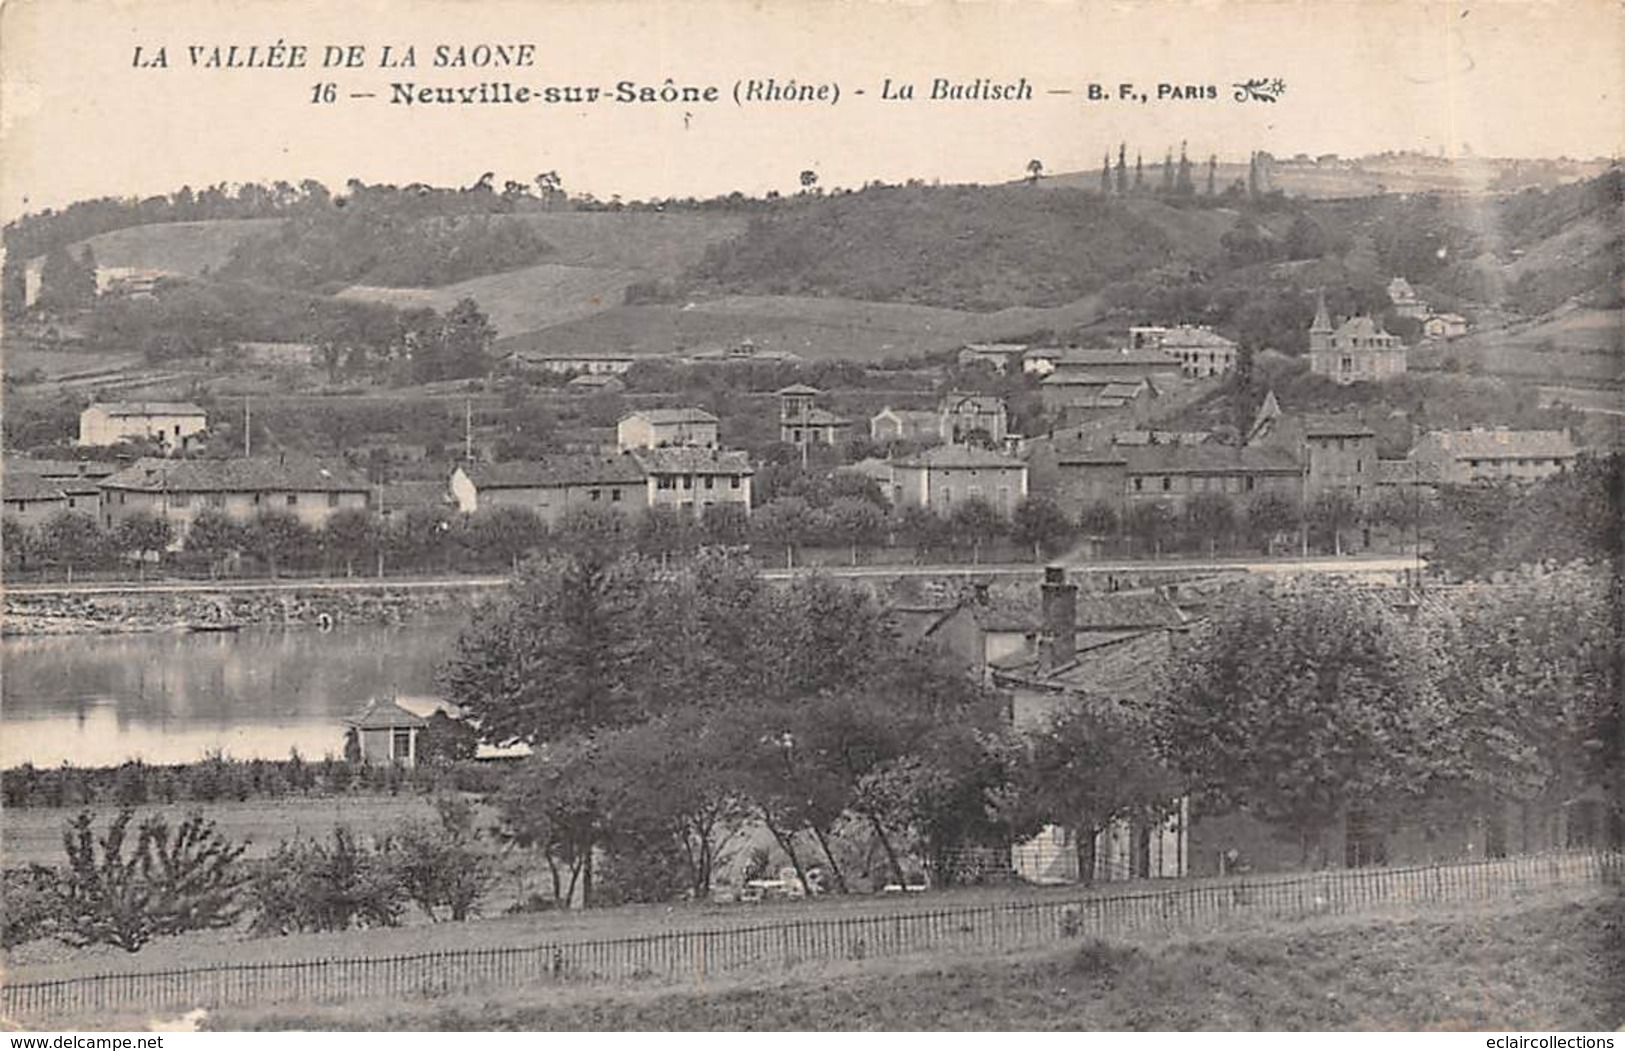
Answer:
[1307,292,1407,384]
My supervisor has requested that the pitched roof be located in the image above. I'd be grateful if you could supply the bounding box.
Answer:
[1421,429,1578,460]
[992,628,1177,714]
[376,480,452,510]
[90,402,206,418]
[1333,315,1394,340]
[343,697,429,730]
[1111,430,1211,447]
[894,445,1026,470]
[1052,348,1182,370]
[1124,444,1301,476]
[792,407,850,427]
[940,393,1006,415]
[101,457,368,493]
[1302,414,1377,438]
[632,447,753,475]
[3,474,69,501]
[465,455,647,489]
[4,458,119,480]
[1148,326,1237,350]
[1074,590,1187,630]
[1376,458,1447,485]
[622,407,718,425]
[776,383,823,396]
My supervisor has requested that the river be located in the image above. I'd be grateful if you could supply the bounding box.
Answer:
[0,621,464,768]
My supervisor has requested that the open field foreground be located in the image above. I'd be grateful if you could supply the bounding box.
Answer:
[3,852,1616,1028]
[30,887,1625,1032]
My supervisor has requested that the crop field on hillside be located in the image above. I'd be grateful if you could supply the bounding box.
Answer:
[49,219,285,277]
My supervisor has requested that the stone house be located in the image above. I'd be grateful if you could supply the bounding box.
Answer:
[957,343,1028,374]
[1129,325,1239,378]
[870,407,942,444]
[777,385,851,448]
[631,446,753,517]
[99,457,369,542]
[890,445,1028,515]
[1122,445,1302,511]
[1308,293,1407,384]
[938,393,1009,445]
[1408,428,1578,485]
[78,402,207,453]
[1422,313,1469,340]
[616,408,720,451]
[450,456,647,521]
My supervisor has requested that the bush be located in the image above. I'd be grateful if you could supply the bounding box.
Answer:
[248,827,404,935]
[2,865,65,948]
[56,809,249,953]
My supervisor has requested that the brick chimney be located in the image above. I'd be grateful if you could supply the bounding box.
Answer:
[1039,564,1077,671]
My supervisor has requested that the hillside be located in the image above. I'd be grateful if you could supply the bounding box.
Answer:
[690,185,1239,310]
[22,219,284,284]
[336,212,748,336]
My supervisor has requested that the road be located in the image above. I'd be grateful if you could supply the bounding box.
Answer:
[3,553,1423,596]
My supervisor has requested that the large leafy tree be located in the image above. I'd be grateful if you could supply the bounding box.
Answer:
[1423,566,1620,845]
[1017,704,1179,883]
[1155,580,1445,865]
[440,552,651,745]
[1012,494,1074,560]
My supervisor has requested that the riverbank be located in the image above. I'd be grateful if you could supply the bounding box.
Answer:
[2,579,499,636]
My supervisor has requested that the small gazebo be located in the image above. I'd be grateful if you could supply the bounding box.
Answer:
[342,698,429,767]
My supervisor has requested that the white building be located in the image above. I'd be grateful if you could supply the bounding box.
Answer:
[78,402,207,453]
[616,408,720,452]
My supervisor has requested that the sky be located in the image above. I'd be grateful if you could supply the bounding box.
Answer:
[1,0,1621,222]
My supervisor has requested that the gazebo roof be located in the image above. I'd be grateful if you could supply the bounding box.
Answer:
[343,698,429,730]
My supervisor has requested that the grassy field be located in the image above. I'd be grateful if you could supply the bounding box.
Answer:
[207,889,1624,1031]
[0,797,442,868]
[33,219,286,278]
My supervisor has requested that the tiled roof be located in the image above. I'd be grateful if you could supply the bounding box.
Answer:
[1420,429,1578,460]
[776,383,823,396]
[3,474,69,501]
[343,698,429,730]
[632,447,753,475]
[623,408,719,425]
[873,408,939,426]
[995,628,1177,713]
[1125,444,1301,475]
[4,458,118,480]
[1332,316,1393,340]
[466,456,647,489]
[1150,326,1238,350]
[1111,431,1211,447]
[791,408,850,427]
[91,402,206,418]
[1040,372,1129,387]
[1301,414,1377,438]
[377,480,452,510]
[102,457,368,493]
[894,445,1026,470]
[1074,590,1187,630]
[1053,348,1182,370]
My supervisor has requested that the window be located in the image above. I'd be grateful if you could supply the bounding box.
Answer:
[704,476,714,490]
[253,493,262,505]
[67,498,77,510]
[1245,476,1256,491]
[681,475,693,490]
[589,489,601,501]
[1355,459,1363,473]
[328,492,340,508]
[1161,477,1171,492]
[1133,478,1143,492]
[286,494,298,507]
[730,475,741,490]
[208,493,225,508]
[119,493,127,505]
[657,476,675,490]
[391,728,412,762]
[169,493,190,509]
[611,488,623,502]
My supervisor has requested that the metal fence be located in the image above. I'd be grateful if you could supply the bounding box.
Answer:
[4,849,1617,1024]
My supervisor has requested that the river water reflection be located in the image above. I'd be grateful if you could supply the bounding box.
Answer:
[1,621,464,767]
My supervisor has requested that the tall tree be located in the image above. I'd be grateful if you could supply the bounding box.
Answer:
[1115,143,1128,194]
[440,552,652,745]
[1156,580,1445,865]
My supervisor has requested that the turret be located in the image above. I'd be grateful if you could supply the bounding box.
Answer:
[1309,290,1333,354]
